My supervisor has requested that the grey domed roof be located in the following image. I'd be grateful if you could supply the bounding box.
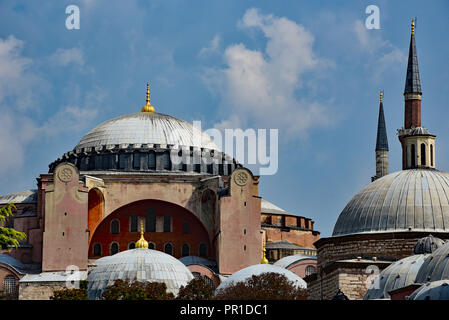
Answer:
[273,254,316,269]
[408,280,449,300]
[363,254,428,300]
[413,235,445,254]
[87,248,193,300]
[76,112,219,151]
[0,253,27,274]
[215,264,306,292]
[415,241,449,284]
[333,169,449,236]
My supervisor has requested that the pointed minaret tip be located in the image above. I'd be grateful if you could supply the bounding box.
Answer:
[380,89,383,103]
[411,18,415,35]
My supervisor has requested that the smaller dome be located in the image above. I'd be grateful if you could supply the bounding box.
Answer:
[215,264,306,292]
[87,248,193,299]
[413,235,445,254]
[408,280,449,300]
[364,254,428,300]
[273,254,316,269]
[415,241,449,283]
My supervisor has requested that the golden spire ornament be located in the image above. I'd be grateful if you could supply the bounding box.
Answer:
[261,237,269,264]
[380,89,383,103]
[136,218,149,249]
[141,82,155,113]
[411,19,415,35]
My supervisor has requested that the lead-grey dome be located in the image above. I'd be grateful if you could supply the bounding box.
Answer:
[415,241,449,284]
[333,169,449,236]
[408,280,449,300]
[363,254,428,300]
[215,264,306,293]
[414,235,445,254]
[76,112,219,151]
[87,248,193,300]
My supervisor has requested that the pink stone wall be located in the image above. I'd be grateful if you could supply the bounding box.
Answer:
[41,163,89,271]
[218,169,261,274]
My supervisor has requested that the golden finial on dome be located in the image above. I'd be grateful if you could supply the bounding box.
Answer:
[136,218,149,249]
[261,236,269,264]
[411,19,415,35]
[141,82,155,113]
[380,89,383,103]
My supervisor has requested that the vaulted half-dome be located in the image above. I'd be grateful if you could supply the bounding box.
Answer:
[76,112,219,151]
[333,169,449,236]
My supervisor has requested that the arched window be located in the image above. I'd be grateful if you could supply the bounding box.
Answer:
[305,265,317,276]
[128,242,136,250]
[183,221,189,234]
[148,152,156,170]
[146,209,156,232]
[431,145,434,166]
[110,219,120,234]
[164,243,173,255]
[181,243,190,257]
[199,243,208,257]
[93,243,102,256]
[130,214,138,232]
[3,275,17,297]
[411,144,416,167]
[163,215,171,232]
[110,242,119,255]
[421,143,426,166]
[162,152,171,170]
[149,242,156,250]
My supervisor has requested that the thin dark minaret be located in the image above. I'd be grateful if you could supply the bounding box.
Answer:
[372,90,389,182]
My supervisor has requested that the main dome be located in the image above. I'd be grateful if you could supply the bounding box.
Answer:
[76,112,219,151]
[333,169,449,236]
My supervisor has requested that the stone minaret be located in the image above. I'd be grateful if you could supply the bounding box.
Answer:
[372,90,389,182]
[398,19,436,170]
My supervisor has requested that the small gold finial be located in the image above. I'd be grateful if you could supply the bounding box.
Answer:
[141,82,155,113]
[411,19,415,35]
[380,89,383,103]
[136,218,149,249]
[261,237,269,264]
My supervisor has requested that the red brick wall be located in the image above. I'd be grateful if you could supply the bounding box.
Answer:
[404,99,421,129]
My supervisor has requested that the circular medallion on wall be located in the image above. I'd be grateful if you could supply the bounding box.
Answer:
[234,170,249,187]
[58,167,73,183]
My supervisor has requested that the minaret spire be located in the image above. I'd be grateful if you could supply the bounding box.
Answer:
[398,19,436,170]
[372,90,389,182]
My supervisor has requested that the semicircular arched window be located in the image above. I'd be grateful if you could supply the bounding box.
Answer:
[3,275,17,297]
[110,242,119,255]
[110,219,120,234]
[199,243,208,258]
[164,243,173,255]
[93,243,102,256]
[181,243,190,257]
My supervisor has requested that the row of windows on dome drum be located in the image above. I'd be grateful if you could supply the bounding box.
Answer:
[57,152,237,174]
[109,214,182,234]
[92,242,208,257]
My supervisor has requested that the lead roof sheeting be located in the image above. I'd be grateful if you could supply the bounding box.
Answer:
[333,170,449,236]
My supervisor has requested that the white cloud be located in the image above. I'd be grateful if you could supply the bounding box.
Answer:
[202,8,333,139]
[0,35,40,110]
[199,34,221,57]
[353,20,406,82]
[50,47,84,66]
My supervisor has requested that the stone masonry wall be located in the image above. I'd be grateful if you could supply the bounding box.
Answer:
[19,281,66,300]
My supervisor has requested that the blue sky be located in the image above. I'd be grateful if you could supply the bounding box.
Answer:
[0,0,448,237]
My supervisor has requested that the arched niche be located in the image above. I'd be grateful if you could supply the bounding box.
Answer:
[88,199,213,260]
[88,188,104,244]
